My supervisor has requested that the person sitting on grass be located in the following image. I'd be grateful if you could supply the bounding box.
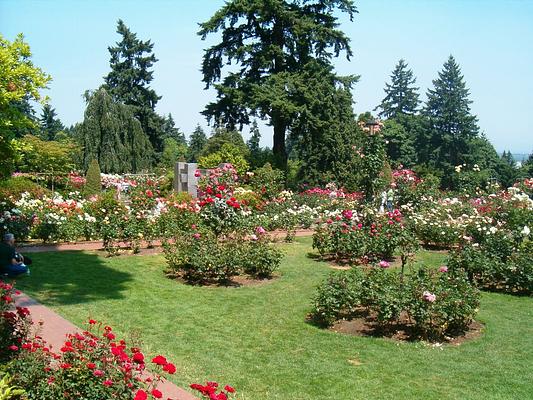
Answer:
[0,233,31,277]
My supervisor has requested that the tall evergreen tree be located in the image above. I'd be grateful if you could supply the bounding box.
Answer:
[78,88,154,173]
[290,62,360,189]
[247,120,261,156]
[198,0,357,170]
[103,20,163,152]
[39,104,64,141]
[161,113,186,145]
[187,124,208,163]
[423,56,479,183]
[376,59,419,119]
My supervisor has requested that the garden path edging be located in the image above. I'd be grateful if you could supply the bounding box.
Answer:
[14,292,198,400]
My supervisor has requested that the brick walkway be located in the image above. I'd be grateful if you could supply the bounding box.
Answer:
[14,292,197,399]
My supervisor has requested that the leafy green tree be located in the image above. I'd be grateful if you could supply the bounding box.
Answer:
[160,137,187,169]
[16,134,78,173]
[0,33,51,177]
[376,59,420,119]
[423,56,480,186]
[198,0,357,170]
[201,126,249,158]
[381,118,417,167]
[187,124,208,162]
[103,20,164,152]
[39,104,64,141]
[77,88,154,173]
[198,143,250,174]
[290,61,360,189]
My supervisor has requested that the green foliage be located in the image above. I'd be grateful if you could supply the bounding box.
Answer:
[201,127,248,157]
[0,33,51,178]
[0,373,25,400]
[249,163,285,200]
[376,59,420,119]
[381,118,417,167]
[0,177,50,201]
[39,104,64,141]
[198,143,250,174]
[160,137,187,169]
[187,124,208,162]
[198,0,357,169]
[448,235,532,294]
[290,62,360,189]
[163,231,282,283]
[84,159,101,196]
[423,56,480,187]
[104,19,164,152]
[78,88,154,173]
[16,135,78,174]
[311,266,480,341]
[311,268,365,326]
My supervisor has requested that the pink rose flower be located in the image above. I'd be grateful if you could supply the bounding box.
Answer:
[378,260,390,269]
[422,291,436,303]
[438,266,448,273]
[256,226,266,235]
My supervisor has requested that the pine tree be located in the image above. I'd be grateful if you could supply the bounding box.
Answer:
[161,113,186,145]
[103,20,163,152]
[187,124,208,162]
[290,61,360,189]
[247,120,261,156]
[39,104,64,141]
[198,0,357,170]
[423,56,479,182]
[376,59,420,119]
[78,88,154,173]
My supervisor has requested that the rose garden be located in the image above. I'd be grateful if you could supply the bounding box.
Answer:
[1,1,532,399]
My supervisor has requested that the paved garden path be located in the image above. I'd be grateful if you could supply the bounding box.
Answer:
[20,229,314,253]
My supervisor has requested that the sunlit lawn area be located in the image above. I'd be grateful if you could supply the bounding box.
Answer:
[17,237,533,400]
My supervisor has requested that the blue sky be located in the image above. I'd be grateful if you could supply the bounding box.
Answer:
[1,0,532,153]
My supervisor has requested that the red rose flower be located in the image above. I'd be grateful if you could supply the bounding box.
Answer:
[163,362,176,374]
[151,389,163,399]
[151,355,167,366]
[134,389,148,400]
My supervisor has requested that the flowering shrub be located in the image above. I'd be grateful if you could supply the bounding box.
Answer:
[190,381,236,400]
[163,227,282,283]
[447,232,532,294]
[0,281,32,362]
[313,208,406,263]
[311,266,480,341]
[7,319,180,400]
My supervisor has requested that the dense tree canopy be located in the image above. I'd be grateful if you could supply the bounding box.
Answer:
[198,0,357,170]
[39,104,64,141]
[0,33,51,177]
[77,88,154,173]
[187,124,208,163]
[103,20,164,153]
[423,56,480,183]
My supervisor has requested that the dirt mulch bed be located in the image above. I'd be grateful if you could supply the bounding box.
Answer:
[164,272,281,288]
[330,310,484,346]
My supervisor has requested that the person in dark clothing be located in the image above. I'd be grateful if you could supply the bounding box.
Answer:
[0,233,30,277]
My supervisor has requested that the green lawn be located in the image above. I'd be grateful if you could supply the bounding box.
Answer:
[16,238,533,400]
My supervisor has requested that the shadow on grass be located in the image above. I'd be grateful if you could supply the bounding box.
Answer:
[13,251,133,306]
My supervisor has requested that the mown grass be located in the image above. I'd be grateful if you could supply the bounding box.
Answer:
[16,237,533,399]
